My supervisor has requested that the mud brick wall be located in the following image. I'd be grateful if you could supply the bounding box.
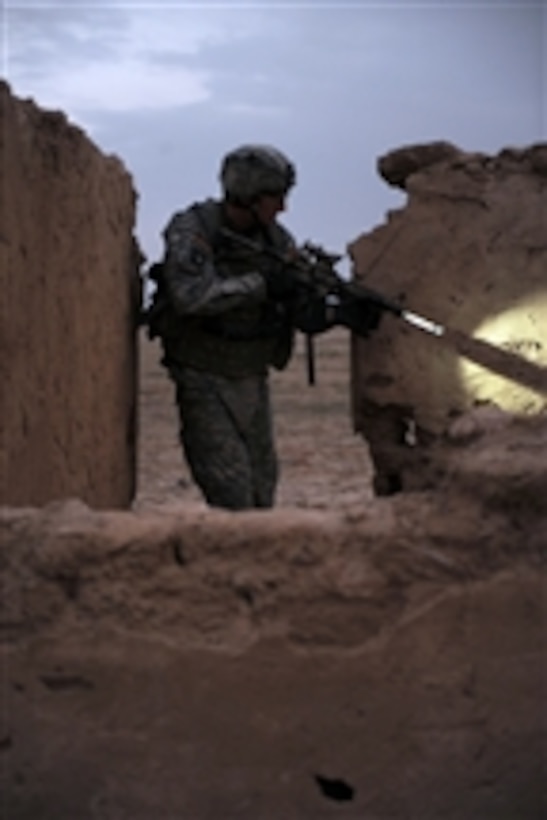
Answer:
[0,82,140,508]
[348,141,547,494]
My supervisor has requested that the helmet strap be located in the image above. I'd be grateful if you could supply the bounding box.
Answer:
[223,199,260,232]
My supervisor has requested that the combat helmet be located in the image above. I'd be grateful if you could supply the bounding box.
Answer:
[220,144,296,205]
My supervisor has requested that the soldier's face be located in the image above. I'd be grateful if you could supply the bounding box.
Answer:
[254,192,287,224]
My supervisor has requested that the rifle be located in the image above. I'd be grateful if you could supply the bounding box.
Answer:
[220,227,443,384]
[220,227,547,396]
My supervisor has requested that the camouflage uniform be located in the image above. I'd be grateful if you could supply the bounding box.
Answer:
[170,365,277,509]
[154,198,297,510]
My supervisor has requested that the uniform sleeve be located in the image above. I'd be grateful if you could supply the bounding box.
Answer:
[162,207,267,317]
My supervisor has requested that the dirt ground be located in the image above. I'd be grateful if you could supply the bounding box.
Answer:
[135,326,375,512]
[2,328,545,820]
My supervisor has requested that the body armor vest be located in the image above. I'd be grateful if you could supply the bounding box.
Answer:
[156,200,294,378]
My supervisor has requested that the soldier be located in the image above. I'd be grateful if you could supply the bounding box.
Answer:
[147,144,379,510]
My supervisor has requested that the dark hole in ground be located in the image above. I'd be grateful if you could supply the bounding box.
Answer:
[314,774,355,802]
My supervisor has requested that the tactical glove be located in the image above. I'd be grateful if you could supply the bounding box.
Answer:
[334,295,383,337]
[261,260,298,301]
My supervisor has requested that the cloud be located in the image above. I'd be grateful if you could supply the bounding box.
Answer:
[14,57,211,113]
[3,1,544,266]
[3,5,264,116]
[220,101,288,118]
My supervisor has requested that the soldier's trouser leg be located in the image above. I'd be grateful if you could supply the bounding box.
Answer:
[173,367,278,510]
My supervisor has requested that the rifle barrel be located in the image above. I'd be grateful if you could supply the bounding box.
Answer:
[222,226,445,337]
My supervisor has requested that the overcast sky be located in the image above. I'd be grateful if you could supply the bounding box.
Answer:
[2,0,546,270]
